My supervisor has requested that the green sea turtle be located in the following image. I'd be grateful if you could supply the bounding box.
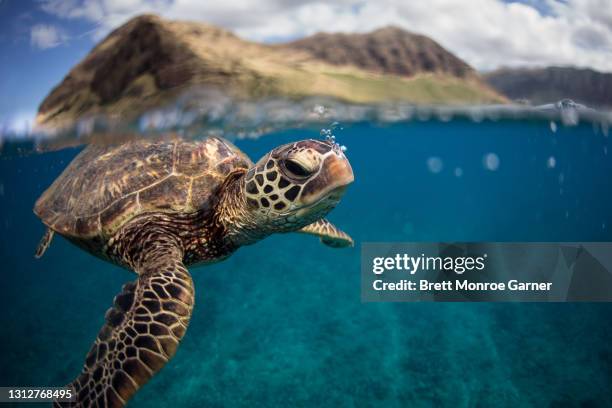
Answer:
[34,136,354,407]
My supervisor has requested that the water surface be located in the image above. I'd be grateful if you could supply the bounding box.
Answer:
[1,119,611,407]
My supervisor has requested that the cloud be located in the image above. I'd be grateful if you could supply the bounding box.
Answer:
[37,0,612,72]
[30,24,68,49]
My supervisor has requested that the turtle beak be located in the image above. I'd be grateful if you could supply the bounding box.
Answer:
[300,152,354,206]
[324,153,354,194]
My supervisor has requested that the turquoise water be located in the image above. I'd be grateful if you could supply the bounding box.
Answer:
[1,119,612,407]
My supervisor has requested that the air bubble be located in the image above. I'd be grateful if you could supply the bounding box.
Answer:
[557,99,579,126]
[547,156,556,169]
[313,105,326,116]
[483,153,500,171]
[320,121,347,153]
[550,121,557,133]
[427,157,444,174]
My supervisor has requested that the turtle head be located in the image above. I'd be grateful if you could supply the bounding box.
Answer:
[242,139,354,232]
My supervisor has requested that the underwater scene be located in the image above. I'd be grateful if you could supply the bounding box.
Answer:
[1,116,612,407]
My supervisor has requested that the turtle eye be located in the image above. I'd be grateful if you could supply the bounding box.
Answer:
[282,159,312,178]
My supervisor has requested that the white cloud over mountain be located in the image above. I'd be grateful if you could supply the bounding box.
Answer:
[30,23,68,49]
[38,0,612,72]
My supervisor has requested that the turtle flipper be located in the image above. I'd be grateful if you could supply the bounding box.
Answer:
[298,218,354,248]
[35,228,54,258]
[56,241,194,408]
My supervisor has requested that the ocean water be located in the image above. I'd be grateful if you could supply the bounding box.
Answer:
[1,118,612,407]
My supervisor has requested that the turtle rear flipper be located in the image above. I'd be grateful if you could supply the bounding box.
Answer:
[56,238,194,408]
[298,218,354,248]
[35,228,55,259]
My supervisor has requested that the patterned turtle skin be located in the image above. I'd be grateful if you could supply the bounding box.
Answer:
[33,136,354,407]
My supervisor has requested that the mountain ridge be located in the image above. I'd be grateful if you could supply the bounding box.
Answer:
[281,26,474,78]
[484,66,612,108]
[36,14,505,126]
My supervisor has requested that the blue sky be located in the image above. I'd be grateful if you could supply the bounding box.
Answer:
[1,0,611,131]
[0,0,94,130]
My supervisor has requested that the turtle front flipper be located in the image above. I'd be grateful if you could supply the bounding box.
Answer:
[298,218,354,248]
[56,239,194,408]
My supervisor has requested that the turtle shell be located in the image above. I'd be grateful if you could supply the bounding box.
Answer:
[34,137,252,241]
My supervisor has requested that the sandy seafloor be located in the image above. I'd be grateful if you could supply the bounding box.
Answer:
[1,119,611,407]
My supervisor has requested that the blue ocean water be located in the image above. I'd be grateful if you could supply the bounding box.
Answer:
[1,119,611,407]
